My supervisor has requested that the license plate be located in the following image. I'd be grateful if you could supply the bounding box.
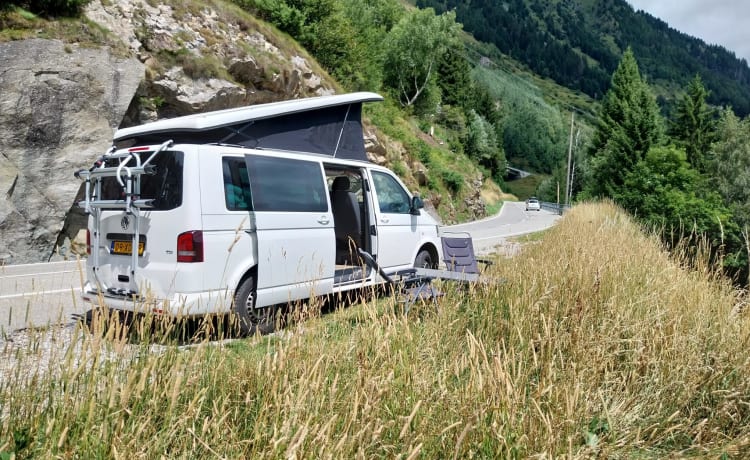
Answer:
[111,240,145,256]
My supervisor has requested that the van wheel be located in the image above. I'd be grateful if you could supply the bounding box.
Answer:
[234,276,276,336]
[414,249,436,269]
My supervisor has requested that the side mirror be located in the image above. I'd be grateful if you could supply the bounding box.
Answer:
[410,196,424,215]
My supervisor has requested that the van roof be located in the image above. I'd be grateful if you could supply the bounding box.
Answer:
[114,92,382,140]
[114,92,383,162]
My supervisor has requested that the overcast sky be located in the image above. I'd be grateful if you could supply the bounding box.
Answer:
[626,0,750,63]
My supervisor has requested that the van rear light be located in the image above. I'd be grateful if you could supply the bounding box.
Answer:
[177,231,204,263]
[86,229,91,255]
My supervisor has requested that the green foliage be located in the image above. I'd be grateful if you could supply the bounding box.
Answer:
[466,110,505,178]
[435,105,468,155]
[615,146,731,245]
[391,160,407,177]
[418,0,750,117]
[534,165,568,204]
[710,109,750,230]
[441,169,463,194]
[586,48,662,198]
[13,0,90,17]
[472,64,567,175]
[382,8,461,109]
[670,74,716,172]
[437,47,473,110]
[503,174,548,201]
[337,0,401,90]
[156,48,228,81]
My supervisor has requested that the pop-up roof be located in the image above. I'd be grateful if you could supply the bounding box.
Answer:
[113,92,384,162]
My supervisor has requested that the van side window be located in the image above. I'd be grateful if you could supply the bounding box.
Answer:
[371,171,411,214]
[222,157,253,211]
[246,155,327,212]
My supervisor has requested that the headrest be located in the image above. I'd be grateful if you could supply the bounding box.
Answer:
[332,176,350,191]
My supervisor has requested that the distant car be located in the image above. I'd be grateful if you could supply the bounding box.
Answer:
[525,198,541,211]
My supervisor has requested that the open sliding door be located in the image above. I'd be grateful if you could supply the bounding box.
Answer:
[244,154,336,307]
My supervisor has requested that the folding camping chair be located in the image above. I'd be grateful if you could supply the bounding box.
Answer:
[439,231,494,280]
[357,249,441,310]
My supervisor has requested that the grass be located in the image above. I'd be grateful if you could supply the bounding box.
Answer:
[2,201,750,457]
[503,174,549,201]
[508,229,547,244]
[365,100,498,224]
[0,6,131,57]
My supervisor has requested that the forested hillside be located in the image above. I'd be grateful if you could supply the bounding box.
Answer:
[8,0,750,283]
[417,0,750,117]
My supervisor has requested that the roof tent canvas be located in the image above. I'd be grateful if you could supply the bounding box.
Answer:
[113,92,384,162]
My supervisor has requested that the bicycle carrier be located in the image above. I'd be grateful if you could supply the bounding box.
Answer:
[75,140,173,298]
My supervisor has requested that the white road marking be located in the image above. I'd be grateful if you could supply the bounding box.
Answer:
[0,287,82,300]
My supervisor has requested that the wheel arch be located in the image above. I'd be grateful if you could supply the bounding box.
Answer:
[416,242,440,268]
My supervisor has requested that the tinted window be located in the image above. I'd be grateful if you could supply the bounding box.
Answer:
[222,157,253,211]
[246,155,327,212]
[371,171,411,214]
[100,151,183,211]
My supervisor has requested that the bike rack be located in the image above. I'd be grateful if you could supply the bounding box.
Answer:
[75,140,173,297]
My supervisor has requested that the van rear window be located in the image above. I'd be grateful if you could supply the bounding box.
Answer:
[245,155,327,213]
[100,151,183,211]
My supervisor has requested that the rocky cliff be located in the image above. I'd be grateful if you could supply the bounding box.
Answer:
[0,0,337,264]
[0,38,143,264]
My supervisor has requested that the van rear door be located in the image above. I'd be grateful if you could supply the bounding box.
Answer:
[244,154,335,306]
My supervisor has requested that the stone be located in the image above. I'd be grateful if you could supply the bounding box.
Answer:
[0,39,144,263]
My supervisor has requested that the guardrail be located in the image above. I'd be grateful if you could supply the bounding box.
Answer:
[540,201,570,215]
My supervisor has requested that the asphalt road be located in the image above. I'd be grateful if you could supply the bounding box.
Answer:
[0,201,561,334]
[445,200,562,255]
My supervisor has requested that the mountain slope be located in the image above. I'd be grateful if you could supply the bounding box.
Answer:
[417,0,750,116]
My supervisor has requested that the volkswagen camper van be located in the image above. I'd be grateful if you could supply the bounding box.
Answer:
[77,93,442,333]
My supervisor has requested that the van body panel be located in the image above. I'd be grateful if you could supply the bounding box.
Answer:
[82,143,439,318]
[368,168,439,270]
[253,212,335,306]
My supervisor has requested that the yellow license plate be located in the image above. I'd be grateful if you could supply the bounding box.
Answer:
[112,240,145,256]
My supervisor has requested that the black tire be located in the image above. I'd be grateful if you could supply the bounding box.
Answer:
[233,275,276,336]
[414,249,436,269]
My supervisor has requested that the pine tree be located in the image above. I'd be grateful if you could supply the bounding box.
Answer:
[437,47,473,110]
[670,74,715,172]
[585,48,662,198]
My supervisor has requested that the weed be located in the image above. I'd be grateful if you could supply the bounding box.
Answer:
[2,203,748,457]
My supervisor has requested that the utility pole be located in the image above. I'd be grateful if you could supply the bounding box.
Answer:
[565,112,575,207]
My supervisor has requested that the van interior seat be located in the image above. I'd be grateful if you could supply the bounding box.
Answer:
[330,176,361,263]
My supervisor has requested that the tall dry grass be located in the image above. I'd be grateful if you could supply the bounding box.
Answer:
[2,201,749,458]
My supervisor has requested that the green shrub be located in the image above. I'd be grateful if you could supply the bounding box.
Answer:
[17,0,91,17]
[391,160,407,177]
[441,169,463,194]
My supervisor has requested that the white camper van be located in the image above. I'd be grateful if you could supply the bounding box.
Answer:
[76,92,441,333]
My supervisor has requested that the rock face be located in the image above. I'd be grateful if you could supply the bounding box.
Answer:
[0,39,144,264]
[86,0,334,125]
[0,0,336,264]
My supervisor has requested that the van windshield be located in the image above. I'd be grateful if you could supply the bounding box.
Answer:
[99,151,184,211]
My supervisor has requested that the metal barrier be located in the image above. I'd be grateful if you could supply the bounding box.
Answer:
[540,201,570,215]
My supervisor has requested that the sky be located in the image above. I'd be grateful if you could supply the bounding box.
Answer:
[626,0,750,63]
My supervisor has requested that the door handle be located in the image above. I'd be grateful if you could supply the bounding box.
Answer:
[318,216,330,225]
[380,217,390,224]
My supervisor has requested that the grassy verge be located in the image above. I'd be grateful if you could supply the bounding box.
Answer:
[3,204,750,458]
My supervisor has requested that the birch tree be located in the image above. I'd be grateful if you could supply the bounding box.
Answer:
[382,8,460,109]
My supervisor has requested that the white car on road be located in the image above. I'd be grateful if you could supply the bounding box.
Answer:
[525,197,541,211]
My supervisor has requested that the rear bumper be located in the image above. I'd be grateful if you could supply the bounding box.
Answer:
[81,282,234,317]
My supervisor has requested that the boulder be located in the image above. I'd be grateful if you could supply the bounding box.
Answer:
[0,39,144,263]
